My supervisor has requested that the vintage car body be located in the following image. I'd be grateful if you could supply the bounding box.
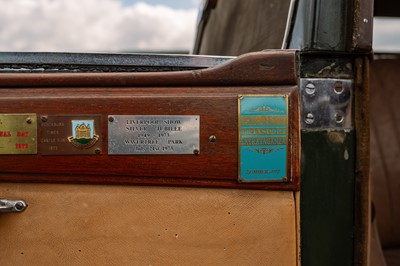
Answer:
[0,0,398,265]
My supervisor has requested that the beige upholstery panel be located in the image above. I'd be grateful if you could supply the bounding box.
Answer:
[0,183,296,266]
[370,59,400,248]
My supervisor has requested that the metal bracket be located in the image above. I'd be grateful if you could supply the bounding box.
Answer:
[0,199,28,213]
[300,78,353,130]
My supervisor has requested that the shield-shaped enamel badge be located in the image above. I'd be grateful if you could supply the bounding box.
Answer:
[67,120,99,149]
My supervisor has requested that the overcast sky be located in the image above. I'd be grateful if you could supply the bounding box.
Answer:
[0,0,199,53]
[1,0,399,54]
[373,17,400,53]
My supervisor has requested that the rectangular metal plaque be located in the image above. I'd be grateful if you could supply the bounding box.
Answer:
[0,114,37,154]
[238,95,288,182]
[108,115,199,155]
[40,115,102,155]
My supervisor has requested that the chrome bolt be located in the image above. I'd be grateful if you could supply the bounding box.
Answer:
[305,83,316,95]
[193,149,199,155]
[305,113,315,124]
[26,118,32,124]
[209,135,217,143]
[41,116,48,123]
[108,116,114,122]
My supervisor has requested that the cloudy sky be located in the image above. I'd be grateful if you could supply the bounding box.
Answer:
[0,0,199,53]
[1,0,399,54]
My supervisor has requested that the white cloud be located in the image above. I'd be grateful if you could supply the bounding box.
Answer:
[0,0,198,52]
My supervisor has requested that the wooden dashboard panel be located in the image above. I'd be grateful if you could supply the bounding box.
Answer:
[0,51,300,190]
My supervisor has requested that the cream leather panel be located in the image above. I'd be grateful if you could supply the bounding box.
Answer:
[0,183,296,266]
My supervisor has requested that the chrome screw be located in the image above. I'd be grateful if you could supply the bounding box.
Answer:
[305,113,315,124]
[209,135,217,143]
[305,83,316,95]
[15,202,25,211]
[108,116,114,122]
[335,112,344,123]
[334,81,344,94]
[193,149,199,155]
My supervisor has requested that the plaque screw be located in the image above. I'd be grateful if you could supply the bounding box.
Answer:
[193,149,199,155]
[41,116,48,123]
[15,202,25,211]
[26,118,32,124]
[305,113,315,124]
[108,116,114,122]
[95,148,101,155]
[305,83,316,95]
[282,177,288,182]
[209,135,217,143]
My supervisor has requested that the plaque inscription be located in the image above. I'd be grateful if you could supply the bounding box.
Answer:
[238,95,288,182]
[0,114,37,154]
[108,115,199,155]
[40,115,102,155]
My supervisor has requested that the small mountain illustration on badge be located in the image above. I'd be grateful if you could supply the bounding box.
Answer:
[67,120,99,149]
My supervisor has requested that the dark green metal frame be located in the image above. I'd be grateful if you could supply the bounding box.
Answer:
[287,0,372,265]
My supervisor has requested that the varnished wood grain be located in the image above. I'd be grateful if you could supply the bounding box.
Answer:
[0,51,296,88]
[0,86,299,190]
[0,51,299,190]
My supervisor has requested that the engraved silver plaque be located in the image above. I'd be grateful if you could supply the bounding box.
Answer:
[108,115,200,155]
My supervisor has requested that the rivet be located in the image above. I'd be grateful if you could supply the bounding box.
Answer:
[282,177,288,182]
[108,116,114,122]
[209,135,217,143]
[193,149,199,155]
[305,113,315,124]
[238,95,244,100]
[305,83,316,95]
[41,116,48,123]
[26,118,32,124]
[95,148,101,155]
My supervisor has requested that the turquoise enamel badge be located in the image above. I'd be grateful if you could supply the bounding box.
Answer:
[238,95,288,182]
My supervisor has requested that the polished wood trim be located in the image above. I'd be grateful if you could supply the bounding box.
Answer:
[0,173,297,191]
[0,51,296,87]
[0,86,299,190]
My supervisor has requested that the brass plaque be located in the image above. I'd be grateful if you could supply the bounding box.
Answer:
[0,114,37,154]
[108,115,200,155]
[40,115,102,155]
